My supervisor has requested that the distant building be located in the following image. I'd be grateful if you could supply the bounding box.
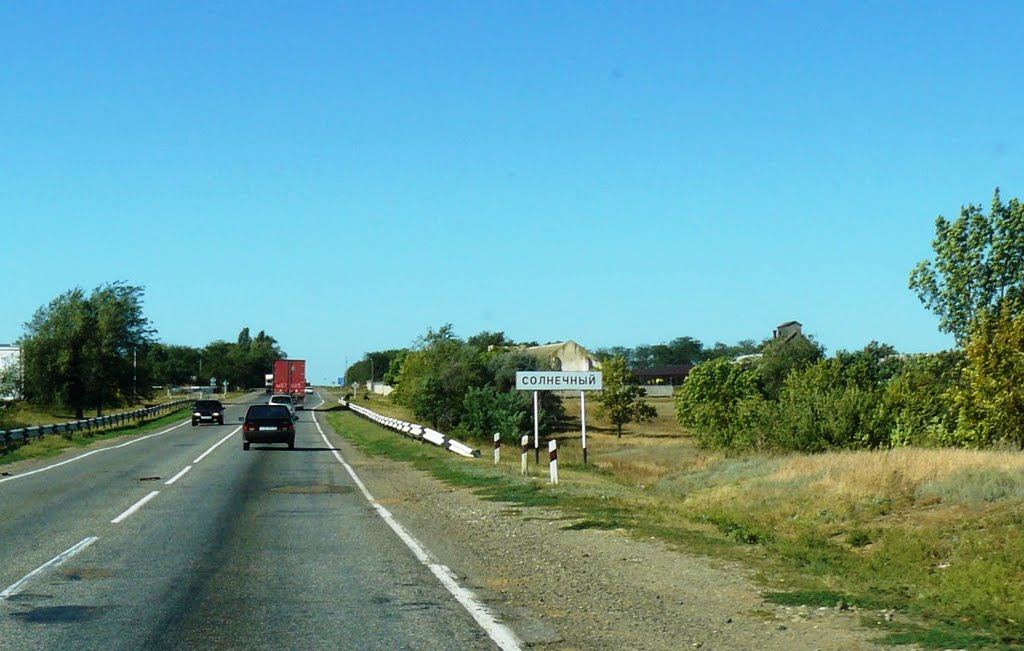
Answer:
[0,344,21,401]
[773,321,803,342]
[522,341,601,372]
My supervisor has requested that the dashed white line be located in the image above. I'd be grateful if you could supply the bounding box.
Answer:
[111,490,160,524]
[193,427,240,464]
[311,412,523,651]
[164,465,192,485]
[0,536,99,599]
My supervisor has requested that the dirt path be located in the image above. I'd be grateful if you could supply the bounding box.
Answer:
[324,418,917,651]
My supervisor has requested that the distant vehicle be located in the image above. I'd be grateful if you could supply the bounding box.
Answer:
[240,404,296,450]
[192,399,225,426]
[304,386,314,395]
[268,393,296,415]
[273,359,306,409]
[264,373,274,394]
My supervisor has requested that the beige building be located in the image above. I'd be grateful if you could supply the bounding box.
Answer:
[522,341,601,372]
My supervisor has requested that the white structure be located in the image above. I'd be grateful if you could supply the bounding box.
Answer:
[0,344,21,401]
[522,341,601,372]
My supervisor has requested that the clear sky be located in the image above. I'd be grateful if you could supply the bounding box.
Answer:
[3,2,1023,383]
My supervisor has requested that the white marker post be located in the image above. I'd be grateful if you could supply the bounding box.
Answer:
[549,439,558,484]
[521,435,529,475]
[581,390,588,465]
[493,433,500,465]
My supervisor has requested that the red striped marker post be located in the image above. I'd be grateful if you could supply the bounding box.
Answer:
[548,439,558,484]
[521,435,529,475]
[493,432,500,465]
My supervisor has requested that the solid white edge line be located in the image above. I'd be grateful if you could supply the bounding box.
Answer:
[193,427,241,464]
[0,536,100,599]
[111,490,160,524]
[164,465,192,486]
[0,419,192,485]
[311,412,523,651]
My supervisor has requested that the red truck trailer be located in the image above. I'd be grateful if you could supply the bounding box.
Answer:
[273,359,306,408]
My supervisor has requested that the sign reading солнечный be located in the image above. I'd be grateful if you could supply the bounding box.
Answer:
[515,371,603,391]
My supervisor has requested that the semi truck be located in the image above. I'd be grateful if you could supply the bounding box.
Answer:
[264,373,274,393]
[273,359,307,408]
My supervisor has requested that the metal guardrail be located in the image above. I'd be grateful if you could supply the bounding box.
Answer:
[341,400,481,458]
[0,399,192,450]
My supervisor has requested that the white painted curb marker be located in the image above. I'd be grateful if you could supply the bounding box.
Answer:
[521,435,529,476]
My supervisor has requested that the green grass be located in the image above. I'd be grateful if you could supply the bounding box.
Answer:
[328,410,1024,649]
[0,407,192,466]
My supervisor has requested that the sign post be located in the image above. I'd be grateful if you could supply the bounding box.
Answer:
[516,371,603,468]
[581,391,588,464]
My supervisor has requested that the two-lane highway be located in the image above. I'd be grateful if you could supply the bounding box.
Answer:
[0,394,518,650]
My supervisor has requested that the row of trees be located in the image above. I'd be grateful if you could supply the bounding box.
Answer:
[13,282,285,418]
[594,337,761,368]
[677,189,1024,451]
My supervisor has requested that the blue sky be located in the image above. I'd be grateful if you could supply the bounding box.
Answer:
[3,2,1023,383]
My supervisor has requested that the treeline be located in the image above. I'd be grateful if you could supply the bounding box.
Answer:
[595,337,761,368]
[351,326,562,441]
[14,282,284,418]
[678,189,1024,452]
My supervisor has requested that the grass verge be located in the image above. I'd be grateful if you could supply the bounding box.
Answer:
[328,409,1024,650]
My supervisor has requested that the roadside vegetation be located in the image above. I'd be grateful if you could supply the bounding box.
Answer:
[328,397,1024,650]
[325,189,1024,651]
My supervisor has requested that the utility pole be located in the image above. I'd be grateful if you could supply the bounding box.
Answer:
[133,348,137,404]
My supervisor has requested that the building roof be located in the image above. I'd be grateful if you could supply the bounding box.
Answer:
[776,320,802,328]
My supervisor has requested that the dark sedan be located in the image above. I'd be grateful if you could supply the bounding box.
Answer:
[240,404,296,450]
[192,399,225,426]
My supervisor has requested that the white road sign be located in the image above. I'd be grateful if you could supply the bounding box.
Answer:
[515,371,603,391]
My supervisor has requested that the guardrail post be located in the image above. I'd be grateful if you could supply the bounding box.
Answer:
[493,433,500,465]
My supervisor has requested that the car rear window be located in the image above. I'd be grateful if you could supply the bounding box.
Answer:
[247,405,291,419]
[270,396,292,404]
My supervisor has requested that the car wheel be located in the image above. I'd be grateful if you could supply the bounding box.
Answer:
[218,418,224,426]
[243,440,250,451]
[287,437,295,450]
[191,420,197,426]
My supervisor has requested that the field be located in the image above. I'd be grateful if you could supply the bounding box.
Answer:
[330,391,1024,649]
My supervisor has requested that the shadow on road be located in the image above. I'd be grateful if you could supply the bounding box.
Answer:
[249,446,341,452]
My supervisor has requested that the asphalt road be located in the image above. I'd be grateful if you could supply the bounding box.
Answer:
[0,393,512,650]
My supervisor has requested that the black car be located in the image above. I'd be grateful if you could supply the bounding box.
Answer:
[192,400,225,426]
[240,404,296,450]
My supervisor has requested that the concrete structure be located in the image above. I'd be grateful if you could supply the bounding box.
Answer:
[773,321,803,342]
[522,341,601,372]
[0,344,21,401]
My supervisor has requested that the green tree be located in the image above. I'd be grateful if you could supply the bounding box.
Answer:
[757,334,825,400]
[21,283,155,418]
[909,189,1024,343]
[595,356,656,438]
[393,325,486,430]
[952,309,1024,449]
[675,357,761,448]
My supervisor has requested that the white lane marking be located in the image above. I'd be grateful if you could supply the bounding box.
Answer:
[193,427,240,464]
[0,536,99,600]
[111,490,160,524]
[0,420,191,485]
[311,413,523,651]
[164,465,193,485]
[307,393,326,410]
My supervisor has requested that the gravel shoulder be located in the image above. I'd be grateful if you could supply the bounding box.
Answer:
[321,415,917,651]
